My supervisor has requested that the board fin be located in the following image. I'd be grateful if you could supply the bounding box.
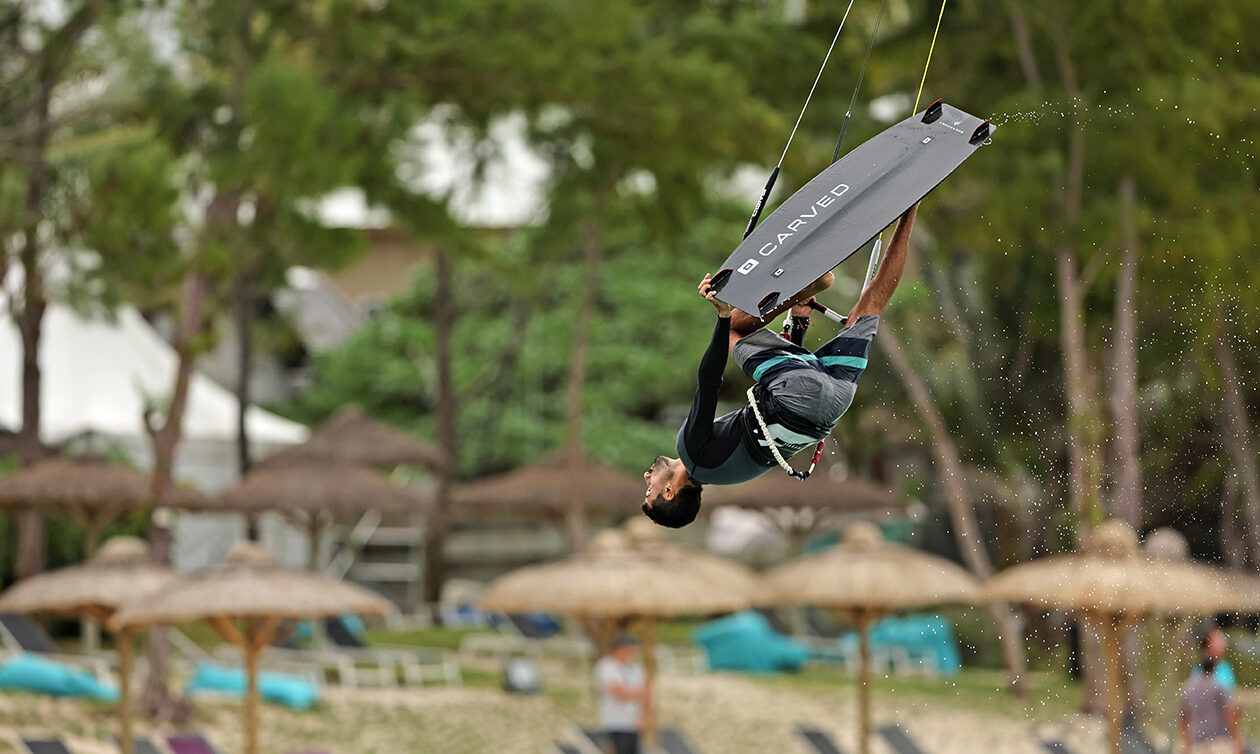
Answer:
[921,99,943,124]
[969,120,991,145]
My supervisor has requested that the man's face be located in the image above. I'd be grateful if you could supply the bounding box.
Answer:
[612,645,635,663]
[1207,629,1227,659]
[643,455,674,508]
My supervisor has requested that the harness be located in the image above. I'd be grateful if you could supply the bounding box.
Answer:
[745,385,824,482]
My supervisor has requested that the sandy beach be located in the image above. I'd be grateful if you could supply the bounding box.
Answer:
[0,669,1132,754]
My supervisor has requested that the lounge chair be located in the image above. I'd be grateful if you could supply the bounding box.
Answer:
[553,745,582,754]
[0,614,111,679]
[323,617,367,649]
[796,725,845,754]
[876,724,929,754]
[132,739,165,754]
[661,729,702,754]
[1038,741,1073,754]
[18,740,73,754]
[0,615,60,653]
[166,734,223,754]
[1121,725,1158,754]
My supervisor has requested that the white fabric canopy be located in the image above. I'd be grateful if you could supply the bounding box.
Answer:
[0,299,307,446]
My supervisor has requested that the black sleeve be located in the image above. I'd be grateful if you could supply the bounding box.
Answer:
[789,316,809,347]
[680,317,730,456]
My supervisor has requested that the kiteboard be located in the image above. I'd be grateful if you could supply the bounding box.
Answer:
[710,100,994,317]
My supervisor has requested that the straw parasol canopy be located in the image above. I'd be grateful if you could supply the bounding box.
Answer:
[0,536,177,754]
[481,527,763,745]
[256,408,443,471]
[214,465,428,571]
[0,455,208,554]
[111,541,391,754]
[764,521,981,754]
[0,536,175,619]
[0,428,57,465]
[985,520,1244,616]
[985,520,1244,754]
[454,448,644,519]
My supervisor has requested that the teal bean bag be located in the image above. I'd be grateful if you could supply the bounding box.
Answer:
[185,663,320,710]
[0,653,118,701]
[692,611,810,673]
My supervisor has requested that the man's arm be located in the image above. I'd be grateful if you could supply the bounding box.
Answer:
[680,315,730,455]
[678,274,735,458]
[846,203,917,322]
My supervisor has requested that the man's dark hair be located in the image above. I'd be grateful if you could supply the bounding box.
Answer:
[642,484,702,528]
[1202,656,1218,675]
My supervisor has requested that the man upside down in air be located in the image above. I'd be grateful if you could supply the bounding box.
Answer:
[642,204,918,528]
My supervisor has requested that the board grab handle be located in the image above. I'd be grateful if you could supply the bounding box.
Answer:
[808,300,847,325]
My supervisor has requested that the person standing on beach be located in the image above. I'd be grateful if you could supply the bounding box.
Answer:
[1179,655,1244,754]
[594,635,648,754]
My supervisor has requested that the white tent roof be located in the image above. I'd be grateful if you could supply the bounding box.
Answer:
[0,298,307,446]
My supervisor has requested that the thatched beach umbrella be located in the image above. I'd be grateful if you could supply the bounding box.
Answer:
[0,455,206,652]
[480,529,761,744]
[986,520,1243,754]
[111,541,391,754]
[456,451,645,522]
[764,522,981,754]
[0,455,207,556]
[215,465,427,571]
[0,536,176,754]
[257,408,442,471]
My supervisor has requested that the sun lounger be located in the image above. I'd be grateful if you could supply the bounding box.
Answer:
[0,615,59,653]
[132,738,165,754]
[796,725,845,754]
[166,734,223,754]
[323,617,368,649]
[553,745,582,754]
[876,724,929,754]
[1121,725,1158,754]
[0,614,111,679]
[19,739,73,754]
[661,728,702,754]
[1038,741,1073,754]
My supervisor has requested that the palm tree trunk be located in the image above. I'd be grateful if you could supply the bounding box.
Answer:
[878,325,1028,695]
[233,270,261,540]
[1214,325,1260,562]
[140,268,210,722]
[564,217,602,548]
[1107,176,1141,529]
[423,246,457,610]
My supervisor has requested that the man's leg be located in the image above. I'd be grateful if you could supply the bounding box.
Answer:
[729,271,836,348]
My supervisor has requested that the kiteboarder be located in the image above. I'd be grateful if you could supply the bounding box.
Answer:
[642,204,917,528]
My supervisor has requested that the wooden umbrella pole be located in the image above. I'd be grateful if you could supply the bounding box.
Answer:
[857,611,873,754]
[641,618,659,750]
[245,618,262,754]
[306,512,323,573]
[116,628,135,754]
[82,515,105,653]
[1100,614,1123,754]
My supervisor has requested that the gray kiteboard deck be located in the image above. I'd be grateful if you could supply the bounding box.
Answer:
[710,100,993,316]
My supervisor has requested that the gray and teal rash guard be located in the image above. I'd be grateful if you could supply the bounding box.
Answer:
[675,318,811,485]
